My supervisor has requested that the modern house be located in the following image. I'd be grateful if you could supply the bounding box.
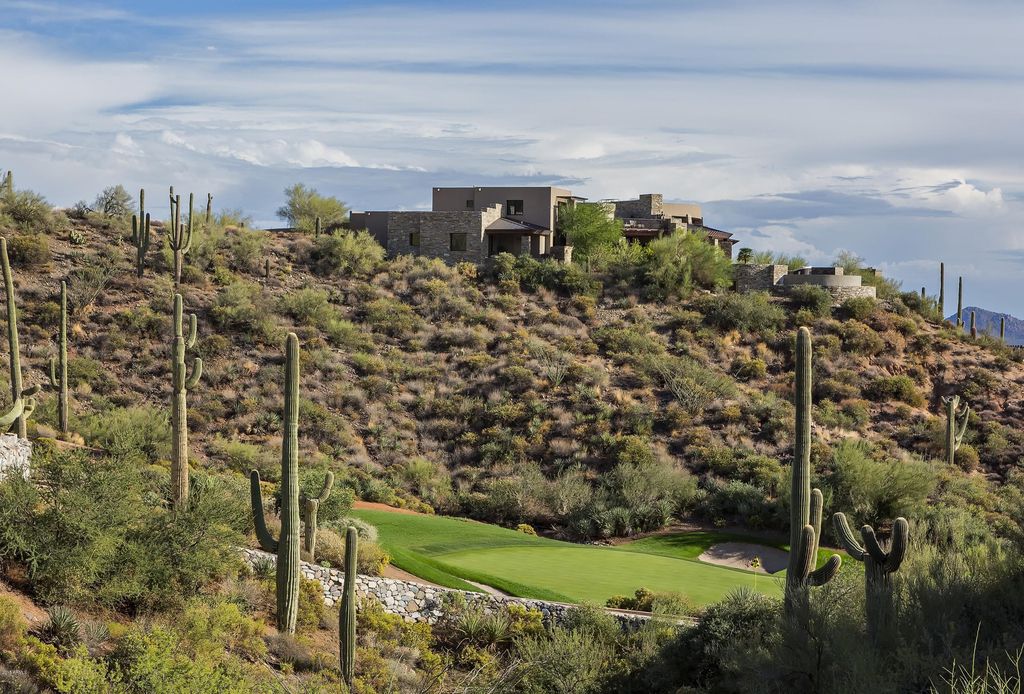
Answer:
[348,187,736,264]
[607,193,737,258]
[734,264,877,303]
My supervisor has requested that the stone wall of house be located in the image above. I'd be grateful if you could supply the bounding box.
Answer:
[777,284,877,302]
[385,205,502,264]
[612,193,663,220]
[240,548,653,627]
[0,434,31,480]
[734,263,789,292]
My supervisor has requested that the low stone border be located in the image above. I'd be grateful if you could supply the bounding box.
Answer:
[240,548,658,627]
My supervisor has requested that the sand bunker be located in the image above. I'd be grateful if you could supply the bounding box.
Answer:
[698,542,788,574]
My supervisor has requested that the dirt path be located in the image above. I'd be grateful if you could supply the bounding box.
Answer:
[353,500,425,516]
[381,564,445,587]
[697,542,788,574]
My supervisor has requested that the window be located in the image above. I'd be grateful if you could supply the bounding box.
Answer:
[465,199,474,209]
[409,232,420,247]
[506,199,524,216]
[449,233,467,251]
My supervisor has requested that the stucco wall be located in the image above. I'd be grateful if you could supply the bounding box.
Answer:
[0,434,31,480]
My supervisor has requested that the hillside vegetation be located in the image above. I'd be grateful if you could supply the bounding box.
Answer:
[1,180,1024,692]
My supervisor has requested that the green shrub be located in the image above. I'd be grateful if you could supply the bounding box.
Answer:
[79,405,170,464]
[787,284,833,317]
[644,231,733,299]
[6,234,51,266]
[491,253,600,297]
[308,230,384,277]
[364,297,422,338]
[695,292,786,333]
[865,374,924,407]
[211,281,274,340]
[41,606,81,656]
[732,356,767,381]
[840,296,877,320]
[0,189,53,231]
[226,229,268,272]
[277,287,335,326]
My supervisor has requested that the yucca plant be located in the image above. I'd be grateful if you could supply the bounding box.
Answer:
[42,606,81,655]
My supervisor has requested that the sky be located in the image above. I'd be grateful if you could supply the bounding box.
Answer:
[1,0,1023,313]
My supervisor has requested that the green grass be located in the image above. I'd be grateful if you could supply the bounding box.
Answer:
[352,509,786,606]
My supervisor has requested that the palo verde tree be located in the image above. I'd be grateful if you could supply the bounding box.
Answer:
[276,183,347,234]
[557,202,623,262]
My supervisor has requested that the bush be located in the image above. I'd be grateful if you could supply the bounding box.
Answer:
[865,374,924,407]
[491,253,600,297]
[0,189,53,231]
[6,234,51,267]
[364,297,422,338]
[840,296,877,320]
[276,182,348,233]
[0,595,26,653]
[308,230,385,277]
[79,405,170,464]
[211,281,274,340]
[41,606,81,655]
[93,184,133,218]
[787,284,833,317]
[695,292,786,333]
[644,231,733,299]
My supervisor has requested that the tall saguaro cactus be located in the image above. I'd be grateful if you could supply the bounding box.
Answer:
[956,276,963,327]
[1,170,12,196]
[171,293,202,507]
[938,262,945,319]
[315,216,322,239]
[832,513,909,643]
[48,281,69,434]
[970,310,977,338]
[205,193,213,227]
[302,472,334,557]
[1001,317,1006,343]
[1,238,28,439]
[942,395,969,467]
[249,333,302,634]
[787,328,842,612]
[130,188,151,278]
[339,526,358,688]
[168,191,194,288]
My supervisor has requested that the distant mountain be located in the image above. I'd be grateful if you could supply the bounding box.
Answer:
[947,306,1024,345]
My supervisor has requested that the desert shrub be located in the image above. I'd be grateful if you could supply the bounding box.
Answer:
[605,437,697,532]
[226,229,268,272]
[93,184,133,218]
[593,325,666,358]
[694,292,786,333]
[0,188,53,230]
[640,353,737,414]
[5,234,50,267]
[79,405,171,464]
[643,231,733,299]
[787,284,833,317]
[308,230,384,277]
[865,374,924,407]
[840,296,877,321]
[277,287,335,326]
[40,606,81,656]
[491,253,600,297]
[825,440,935,528]
[325,516,379,543]
[211,281,274,340]
[732,356,767,381]
[0,595,26,653]
[277,182,347,233]
[67,251,118,312]
[512,624,615,693]
[837,320,885,355]
[324,317,374,351]
[364,297,422,338]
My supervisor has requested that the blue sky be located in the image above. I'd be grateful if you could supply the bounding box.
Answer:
[1,0,1023,313]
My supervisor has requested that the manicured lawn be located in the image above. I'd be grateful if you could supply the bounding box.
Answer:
[352,509,785,606]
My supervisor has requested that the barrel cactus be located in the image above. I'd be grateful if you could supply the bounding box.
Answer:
[786,328,842,612]
[833,513,909,643]
[249,332,302,634]
[339,526,358,687]
[942,395,969,467]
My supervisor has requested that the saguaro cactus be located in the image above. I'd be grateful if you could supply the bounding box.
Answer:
[205,193,213,227]
[130,188,151,278]
[47,281,69,434]
[339,526,358,688]
[970,310,977,338]
[1001,317,1006,343]
[786,327,842,612]
[0,385,39,432]
[956,276,964,327]
[832,513,909,643]
[171,294,202,507]
[302,472,334,557]
[938,262,945,319]
[942,395,969,466]
[168,191,194,288]
[1,170,11,196]
[315,216,322,239]
[249,333,302,634]
[1,238,28,439]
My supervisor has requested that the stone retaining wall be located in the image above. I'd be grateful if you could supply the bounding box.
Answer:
[240,548,653,627]
[0,434,31,480]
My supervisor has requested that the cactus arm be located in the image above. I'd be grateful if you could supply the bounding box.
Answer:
[860,525,889,564]
[0,397,25,430]
[954,404,970,447]
[21,396,35,421]
[793,525,817,583]
[316,471,334,503]
[48,356,58,387]
[809,488,823,557]
[185,358,202,389]
[832,512,867,560]
[186,313,197,349]
[808,555,842,586]
[884,518,909,572]
[249,470,279,553]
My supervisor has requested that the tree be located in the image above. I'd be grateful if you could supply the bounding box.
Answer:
[276,183,348,233]
[644,230,733,299]
[557,203,622,261]
[736,247,753,263]
[93,185,134,218]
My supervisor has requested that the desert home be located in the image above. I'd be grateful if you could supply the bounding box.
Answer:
[348,186,735,264]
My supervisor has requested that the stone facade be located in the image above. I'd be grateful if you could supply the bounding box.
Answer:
[0,434,31,480]
[383,205,504,265]
[734,263,877,303]
[240,548,656,627]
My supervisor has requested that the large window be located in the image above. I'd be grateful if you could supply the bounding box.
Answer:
[409,232,420,247]
[506,199,524,216]
[449,233,467,251]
